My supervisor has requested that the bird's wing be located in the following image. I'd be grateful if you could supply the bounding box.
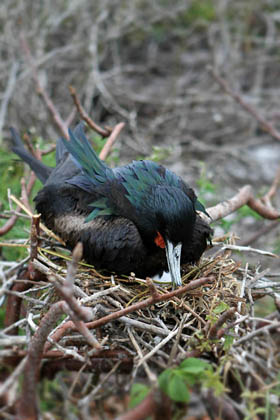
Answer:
[80,216,147,274]
[115,160,186,207]
[61,123,115,187]
[56,137,69,165]
[60,123,119,220]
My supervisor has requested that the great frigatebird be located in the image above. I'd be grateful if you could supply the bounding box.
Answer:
[10,123,212,287]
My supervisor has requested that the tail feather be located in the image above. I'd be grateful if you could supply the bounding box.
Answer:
[10,128,52,184]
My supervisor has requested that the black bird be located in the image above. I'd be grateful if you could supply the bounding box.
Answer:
[10,124,212,287]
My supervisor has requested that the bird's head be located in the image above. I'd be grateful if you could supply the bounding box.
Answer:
[140,185,197,288]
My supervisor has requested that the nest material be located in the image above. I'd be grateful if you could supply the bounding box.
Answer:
[1,227,280,418]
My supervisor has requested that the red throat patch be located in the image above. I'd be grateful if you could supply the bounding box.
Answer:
[154,231,165,249]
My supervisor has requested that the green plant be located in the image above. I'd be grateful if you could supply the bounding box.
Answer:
[129,383,151,409]
[179,0,216,26]
[265,374,280,420]
[158,357,225,403]
[138,145,172,163]
[219,204,263,233]
[196,163,217,207]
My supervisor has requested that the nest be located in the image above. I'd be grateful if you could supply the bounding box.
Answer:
[1,224,280,418]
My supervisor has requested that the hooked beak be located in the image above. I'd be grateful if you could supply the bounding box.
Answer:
[165,240,182,288]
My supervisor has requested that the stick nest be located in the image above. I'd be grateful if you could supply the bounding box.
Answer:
[1,231,280,417]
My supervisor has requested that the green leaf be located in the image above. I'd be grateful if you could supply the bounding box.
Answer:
[167,374,190,403]
[158,368,173,393]
[129,383,150,409]
[213,301,230,314]
[180,357,210,374]
[203,370,226,396]
[223,334,234,351]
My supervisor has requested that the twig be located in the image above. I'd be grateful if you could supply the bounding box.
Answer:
[262,166,280,204]
[208,308,236,339]
[47,277,213,347]
[207,185,279,221]
[146,277,159,299]
[69,85,111,137]
[99,307,173,336]
[16,244,102,419]
[202,389,240,420]
[9,194,65,245]
[0,174,36,236]
[0,356,28,398]
[41,144,56,156]
[128,328,156,384]
[234,321,280,346]
[209,66,280,142]
[239,220,279,246]
[168,313,188,366]
[17,302,98,418]
[20,33,69,138]
[235,264,247,336]
[17,301,70,419]
[220,244,278,258]
[137,327,178,367]
[50,244,101,350]
[0,61,19,137]
[99,122,125,160]
[78,360,122,405]
[28,214,41,280]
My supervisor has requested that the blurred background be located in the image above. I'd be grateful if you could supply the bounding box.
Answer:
[0,0,280,264]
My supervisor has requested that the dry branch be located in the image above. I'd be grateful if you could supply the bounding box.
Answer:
[20,34,69,139]
[16,244,102,419]
[207,185,279,221]
[208,307,236,339]
[0,175,36,236]
[209,66,280,142]
[17,302,71,419]
[69,85,111,137]
[46,277,213,350]
[99,122,125,160]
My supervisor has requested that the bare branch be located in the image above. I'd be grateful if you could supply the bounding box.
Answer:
[99,122,125,160]
[47,277,213,349]
[207,185,279,221]
[209,66,280,142]
[20,34,69,138]
[0,174,36,236]
[69,85,111,137]
[0,61,19,137]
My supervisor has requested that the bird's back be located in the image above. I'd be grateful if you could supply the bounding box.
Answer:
[10,124,212,279]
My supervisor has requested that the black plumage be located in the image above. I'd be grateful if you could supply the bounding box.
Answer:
[10,124,212,287]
